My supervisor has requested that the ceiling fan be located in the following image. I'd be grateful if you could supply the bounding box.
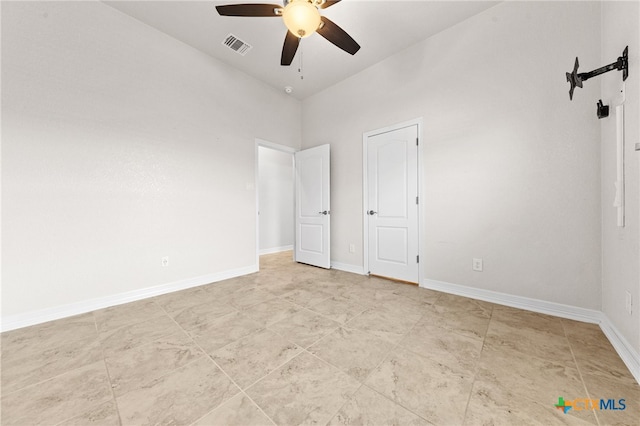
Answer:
[216,0,360,66]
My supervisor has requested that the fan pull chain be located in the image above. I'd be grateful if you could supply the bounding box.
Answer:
[298,50,304,80]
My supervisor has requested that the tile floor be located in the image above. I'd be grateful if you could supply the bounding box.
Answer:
[2,251,638,425]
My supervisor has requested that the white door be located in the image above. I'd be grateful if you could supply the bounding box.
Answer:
[295,144,330,268]
[367,125,419,282]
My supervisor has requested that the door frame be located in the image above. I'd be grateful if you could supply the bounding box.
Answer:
[255,139,296,268]
[362,117,424,285]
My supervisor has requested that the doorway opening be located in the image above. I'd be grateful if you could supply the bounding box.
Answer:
[255,140,296,268]
[255,140,332,270]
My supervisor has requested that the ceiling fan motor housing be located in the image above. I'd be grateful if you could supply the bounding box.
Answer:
[282,0,322,38]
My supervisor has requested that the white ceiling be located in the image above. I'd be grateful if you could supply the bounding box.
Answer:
[103,1,499,99]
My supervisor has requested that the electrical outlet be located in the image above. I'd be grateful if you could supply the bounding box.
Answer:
[626,291,633,315]
[162,256,169,267]
[472,258,483,272]
[349,243,355,253]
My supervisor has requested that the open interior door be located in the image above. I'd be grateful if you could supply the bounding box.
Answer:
[295,144,330,268]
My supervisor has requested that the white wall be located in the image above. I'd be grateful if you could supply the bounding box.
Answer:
[1,1,301,321]
[302,1,602,309]
[258,146,294,253]
[600,1,640,352]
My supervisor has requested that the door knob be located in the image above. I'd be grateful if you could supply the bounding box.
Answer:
[319,210,328,215]
[368,210,377,215]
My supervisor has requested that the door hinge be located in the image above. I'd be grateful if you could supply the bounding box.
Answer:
[416,196,419,205]
[416,255,419,263]
[416,138,419,146]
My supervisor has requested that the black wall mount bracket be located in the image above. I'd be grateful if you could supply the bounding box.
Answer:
[597,99,609,119]
[566,46,628,100]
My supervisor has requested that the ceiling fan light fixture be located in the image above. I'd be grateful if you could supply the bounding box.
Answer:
[282,0,321,38]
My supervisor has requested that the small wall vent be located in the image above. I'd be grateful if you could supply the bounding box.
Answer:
[223,34,252,56]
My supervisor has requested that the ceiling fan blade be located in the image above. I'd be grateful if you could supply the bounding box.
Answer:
[216,4,282,17]
[320,0,341,9]
[281,31,300,66]
[317,16,360,55]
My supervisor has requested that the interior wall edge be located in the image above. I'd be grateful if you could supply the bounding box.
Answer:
[0,263,258,333]
[600,313,640,385]
[422,278,601,323]
[422,277,639,385]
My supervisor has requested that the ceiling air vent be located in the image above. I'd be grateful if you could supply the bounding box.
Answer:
[222,34,252,56]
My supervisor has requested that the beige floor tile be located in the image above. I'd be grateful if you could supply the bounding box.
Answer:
[328,270,370,287]
[340,286,397,308]
[2,333,103,394]
[561,319,606,346]
[99,314,183,357]
[222,287,279,310]
[290,268,333,282]
[93,299,166,334]
[582,372,640,426]
[423,304,491,341]
[434,293,495,316]
[188,311,264,353]
[570,338,638,388]
[1,361,113,426]
[389,284,442,305]
[1,313,97,360]
[193,393,274,426]
[307,277,353,293]
[464,381,598,425]
[365,347,474,425]
[485,319,574,364]
[153,286,215,314]
[241,297,302,327]
[170,299,237,330]
[369,292,432,317]
[309,327,394,382]
[244,270,287,285]
[105,331,203,397]
[283,287,333,307]
[261,280,304,297]
[57,400,121,426]
[491,306,565,337]
[117,357,239,425]
[359,276,405,291]
[247,352,360,426]
[248,270,296,289]
[399,322,482,375]
[204,276,256,296]
[328,385,431,426]
[309,295,368,324]
[259,251,294,267]
[476,343,585,405]
[211,328,302,388]
[344,305,421,344]
[268,309,340,348]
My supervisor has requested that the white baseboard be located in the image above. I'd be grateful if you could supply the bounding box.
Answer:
[331,261,366,275]
[422,278,601,323]
[1,264,258,333]
[599,315,640,385]
[422,278,639,385]
[259,245,293,255]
